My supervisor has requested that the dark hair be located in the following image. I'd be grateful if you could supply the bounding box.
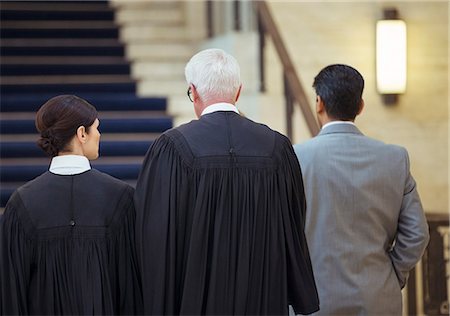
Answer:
[313,64,364,121]
[35,95,98,157]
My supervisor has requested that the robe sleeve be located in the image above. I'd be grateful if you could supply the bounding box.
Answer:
[110,186,143,315]
[134,134,185,315]
[0,192,34,315]
[277,137,320,315]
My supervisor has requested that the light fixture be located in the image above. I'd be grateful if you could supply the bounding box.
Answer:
[376,8,407,104]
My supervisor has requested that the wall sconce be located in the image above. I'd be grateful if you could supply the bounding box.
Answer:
[376,8,407,104]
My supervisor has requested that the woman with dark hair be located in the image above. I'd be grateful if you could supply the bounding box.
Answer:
[0,95,142,315]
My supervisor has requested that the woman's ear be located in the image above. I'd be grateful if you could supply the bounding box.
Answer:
[76,126,86,143]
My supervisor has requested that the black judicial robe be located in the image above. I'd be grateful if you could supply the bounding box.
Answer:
[0,169,142,315]
[135,111,319,315]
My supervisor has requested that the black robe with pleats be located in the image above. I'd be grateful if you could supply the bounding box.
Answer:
[0,169,142,315]
[134,111,319,315]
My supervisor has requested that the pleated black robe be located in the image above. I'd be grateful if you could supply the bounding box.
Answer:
[0,169,142,315]
[135,111,319,315]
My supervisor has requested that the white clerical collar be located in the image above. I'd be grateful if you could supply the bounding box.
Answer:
[49,155,91,175]
[201,102,240,116]
[321,120,356,130]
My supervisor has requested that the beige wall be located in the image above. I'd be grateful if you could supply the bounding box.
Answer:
[263,1,449,214]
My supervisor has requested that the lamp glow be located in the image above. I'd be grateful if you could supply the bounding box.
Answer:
[376,19,407,94]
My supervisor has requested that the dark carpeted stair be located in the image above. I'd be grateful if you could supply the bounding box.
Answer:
[0,0,173,207]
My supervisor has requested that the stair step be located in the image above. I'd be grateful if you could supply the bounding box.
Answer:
[0,140,154,158]
[1,45,125,56]
[126,43,194,60]
[1,38,123,47]
[110,0,181,10]
[0,28,119,39]
[1,111,168,120]
[2,75,134,85]
[0,82,136,94]
[1,8,115,21]
[1,93,166,112]
[0,163,143,182]
[0,133,159,142]
[120,25,192,42]
[132,61,185,80]
[0,117,172,134]
[138,80,188,98]
[1,20,117,29]
[116,8,183,24]
[1,56,129,65]
[0,2,111,12]
[1,64,130,76]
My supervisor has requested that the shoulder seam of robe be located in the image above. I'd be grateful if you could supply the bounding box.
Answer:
[6,191,37,239]
[12,172,134,238]
[164,128,196,168]
[165,128,289,170]
[108,185,135,232]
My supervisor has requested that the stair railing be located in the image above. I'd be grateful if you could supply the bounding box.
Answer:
[254,1,319,138]
[205,0,320,139]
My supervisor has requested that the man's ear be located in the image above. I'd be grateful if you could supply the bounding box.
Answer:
[235,84,242,103]
[191,84,199,102]
[357,99,365,116]
[76,126,86,143]
[316,95,325,114]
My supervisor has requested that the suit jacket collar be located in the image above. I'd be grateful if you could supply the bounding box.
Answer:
[318,122,364,136]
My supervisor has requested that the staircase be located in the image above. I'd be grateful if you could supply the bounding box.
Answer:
[0,0,173,207]
[110,0,206,125]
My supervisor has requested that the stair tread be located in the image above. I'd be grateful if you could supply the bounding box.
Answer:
[1,56,128,65]
[1,111,170,120]
[1,75,135,85]
[1,28,119,39]
[1,38,123,47]
[0,2,112,12]
[1,133,159,142]
[110,0,180,10]
[2,65,131,77]
[1,20,117,29]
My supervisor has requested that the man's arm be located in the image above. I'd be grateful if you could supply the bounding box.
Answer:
[389,149,430,288]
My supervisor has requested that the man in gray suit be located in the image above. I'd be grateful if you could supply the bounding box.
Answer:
[294,64,429,315]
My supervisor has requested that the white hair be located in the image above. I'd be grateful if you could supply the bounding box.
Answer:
[185,48,241,103]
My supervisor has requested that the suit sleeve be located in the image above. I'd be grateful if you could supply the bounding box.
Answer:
[0,193,33,315]
[389,148,430,288]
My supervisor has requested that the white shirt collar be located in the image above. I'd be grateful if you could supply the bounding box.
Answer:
[321,120,356,130]
[201,102,240,116]
[49,155,91,175]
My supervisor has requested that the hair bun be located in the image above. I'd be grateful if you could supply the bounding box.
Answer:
[37,129,59,157]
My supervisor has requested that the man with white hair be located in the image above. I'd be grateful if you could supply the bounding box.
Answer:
[134,48,319,315]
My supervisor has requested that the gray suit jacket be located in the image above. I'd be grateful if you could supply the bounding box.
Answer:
[294,123,429,315]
